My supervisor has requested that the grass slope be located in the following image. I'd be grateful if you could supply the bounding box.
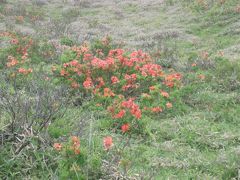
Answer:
[0,0,240,179]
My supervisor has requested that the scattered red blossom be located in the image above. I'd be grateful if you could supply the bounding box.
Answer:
[111,76,120,84]
[53,143,62,151]
[166,102,173,108]
[151,107,163,113]
[103,136,113,150]
[83,77,93,89]
[121,123,130,133]
[114,109,126,119]
[160,90,169,98]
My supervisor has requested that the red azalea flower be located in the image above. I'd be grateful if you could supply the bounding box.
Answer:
[166,102,173,108]
[104,88,115,97]
[111,76,120,84]
[109,49,124,57]
[121,98,134,108]
[149,86,155,91]
[18,68,32,75]
[6,56,18,67]
[114,110,126,119]
[71,136,80,149]
[74,149,80,155]
[60,69,68,76]
[72,136,80,144]
[83,77,93,89]
[103,136,113,150]
[151,107,163,113]
[69,60,79,66]
[131,108,141,119]
[10,38,19,45]
[140,64,162,77]
[68,136,80,155]
[121,123,130,133]
[83,53,93,61]
[53,143,62,151]
[198,74,205,80]
[160,90,169,98]
[142,93,151,99]
[96,77,105,88]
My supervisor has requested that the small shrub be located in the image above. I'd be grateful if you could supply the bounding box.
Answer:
[210,60,240,92]
[53,136,102,179]
[60,36,74,47]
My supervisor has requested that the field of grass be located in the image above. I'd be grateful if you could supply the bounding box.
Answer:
[0,0,240,179]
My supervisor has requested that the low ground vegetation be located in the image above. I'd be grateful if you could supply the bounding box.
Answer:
[0,0,240,179]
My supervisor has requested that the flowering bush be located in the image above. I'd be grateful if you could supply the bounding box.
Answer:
[0,32,34,81]
[0,33,70,158]
[53,136,86,178]
[53,39,182,134]
[53,136,102,179]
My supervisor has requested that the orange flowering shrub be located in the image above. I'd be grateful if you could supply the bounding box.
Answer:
[0,32,33,79]
[53,136,91,179]
[53,40,182,134]
[54,136,81,155]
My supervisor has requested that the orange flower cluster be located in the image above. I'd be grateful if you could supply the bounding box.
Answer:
[160,90,169,98]
[3,34,33,76]
[54,46,182,134]
[111,76,120,84]
[166,102,173,108]
[71,136,80,155]
[121,123,130,133]
[104,88,115,97]
[71,45,88,58]
[103,136,113,150]
[164,73,182,88]
[53,136,81,155]
[198,74,205,80]
[53,143,62,151]
[192,63,197,67]
[6,56,18,67]
[83,77,93,89]
[10,38,19,45]
[151,107,163,113]
[18,68,33,75]
[140,64,163,77]
[114,109,126,119]
[121,98,141,119]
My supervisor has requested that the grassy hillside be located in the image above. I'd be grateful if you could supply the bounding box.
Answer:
[0,0,240,179]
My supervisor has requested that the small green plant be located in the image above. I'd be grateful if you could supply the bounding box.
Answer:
[48,118,72,138]
[60,36,74,47]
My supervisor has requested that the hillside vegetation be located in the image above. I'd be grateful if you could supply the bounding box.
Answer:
[0,0,240,179]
